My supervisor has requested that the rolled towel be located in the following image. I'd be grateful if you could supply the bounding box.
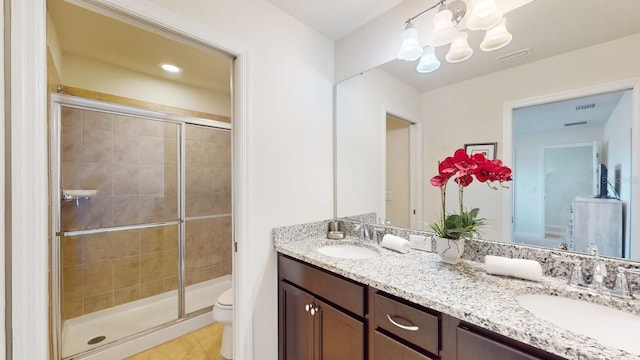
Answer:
[485,255,542,282]
[381,234,410,254]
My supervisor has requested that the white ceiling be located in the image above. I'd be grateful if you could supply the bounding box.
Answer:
[267,0,406,40]
[514,91,628,135]
[47,0,232,94]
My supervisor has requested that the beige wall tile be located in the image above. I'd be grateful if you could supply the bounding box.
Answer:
[114,286,140,306]
[82,128,113,164]
[163,277,178,292]
[84,293,114,313]
[163,249,177,279]
[63,299,83,320]
[114,134,141,165]
[83,232,113,263]
[139,136,165,165]
[113,165,139,195]
[113,115,145,135]
[140,252,163,283]
[140,280,163,299]
[112,229,140,258]
[61,126,82,163]
[139,166,165,195]
[81,163,113,195]
[141,119,164,137]
[139,195,164,223]
[61,107,82,128]
[140,227,164,253]
[62,266,83,301]
[61,236,83,268]
[61,161,83,190]
[163,225,178,250]
[83,261,113,297]
[163,139,177,166]
[113,257,140,289]
[83,109,113,131]
[113,195,140,226]
[86,196,114,229]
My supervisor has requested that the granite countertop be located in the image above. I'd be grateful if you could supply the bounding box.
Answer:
[274,235,640,360]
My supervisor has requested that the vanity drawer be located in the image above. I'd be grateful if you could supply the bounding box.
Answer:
[278,254,365,316]
[374,331,436,360]
[374,292,439,354]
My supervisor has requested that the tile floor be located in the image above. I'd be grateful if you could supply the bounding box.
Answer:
[125,322,225,360]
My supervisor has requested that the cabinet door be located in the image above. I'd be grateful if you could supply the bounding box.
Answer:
[317,298,364,360]
[280,281,316,360]
[457,327,544,360]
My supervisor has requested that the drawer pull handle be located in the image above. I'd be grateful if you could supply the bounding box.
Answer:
[386,314,419,331]
[305,304,311,312]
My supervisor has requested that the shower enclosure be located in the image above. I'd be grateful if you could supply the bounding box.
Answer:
[50,94,232,359]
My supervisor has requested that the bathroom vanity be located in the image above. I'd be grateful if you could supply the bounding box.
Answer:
[274,223,640,360]
[278,253,564,360]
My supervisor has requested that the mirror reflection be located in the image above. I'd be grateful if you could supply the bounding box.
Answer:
[335,0,640,260]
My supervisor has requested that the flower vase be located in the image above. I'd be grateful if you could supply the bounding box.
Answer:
[434,237,465,264]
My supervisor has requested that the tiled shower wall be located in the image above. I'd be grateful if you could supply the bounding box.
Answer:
[60,107,231,320]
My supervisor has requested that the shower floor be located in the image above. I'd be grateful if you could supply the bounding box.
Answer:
[61,275,231,358]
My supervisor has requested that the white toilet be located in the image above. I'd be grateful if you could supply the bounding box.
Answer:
[212,287,233,359]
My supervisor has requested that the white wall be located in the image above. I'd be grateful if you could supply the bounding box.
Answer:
[513,126,603,237]
[421,33,640,242]
[336,68,421,220]
[144,1,334,359]
[604,90,634,257]
[60,54,232,117]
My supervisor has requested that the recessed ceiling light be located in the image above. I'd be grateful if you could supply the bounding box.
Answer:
[161,64,181,73]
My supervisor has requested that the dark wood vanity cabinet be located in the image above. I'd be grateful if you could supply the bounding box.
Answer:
[278,254,366,360]
[371,290,440,359]
[278,254,567,360]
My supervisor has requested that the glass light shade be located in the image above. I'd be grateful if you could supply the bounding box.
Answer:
[445,32,473,63]
[467,0,503,30]
[428,9,458,47]
[397,25,423,61]
[480,19,513,51]
[416,47,441,73]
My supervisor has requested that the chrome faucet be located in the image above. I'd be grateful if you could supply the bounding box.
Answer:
[354,222,370,240]
[588,244,608,292]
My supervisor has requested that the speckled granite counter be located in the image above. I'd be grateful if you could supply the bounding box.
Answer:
[274,234,640,360]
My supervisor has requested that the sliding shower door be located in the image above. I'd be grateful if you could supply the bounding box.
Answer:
[184,124,232,312]
[51,95,232,359]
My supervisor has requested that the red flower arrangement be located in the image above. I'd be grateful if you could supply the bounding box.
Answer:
[430,148,512,240]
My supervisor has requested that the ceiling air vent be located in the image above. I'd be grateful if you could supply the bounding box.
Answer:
[576,103,596,111]
[497,48,532,63]
[564,121,589,127]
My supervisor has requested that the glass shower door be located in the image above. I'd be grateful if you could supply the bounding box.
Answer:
[56,104,181,357]
[183,124,233,313]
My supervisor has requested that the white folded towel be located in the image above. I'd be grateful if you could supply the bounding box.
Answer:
[381,234,410,254]
[485,255,542,282]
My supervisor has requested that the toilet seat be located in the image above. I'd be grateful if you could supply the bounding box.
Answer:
[217,288,233,307]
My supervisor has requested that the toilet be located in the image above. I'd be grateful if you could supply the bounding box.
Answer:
[212,288,233,359]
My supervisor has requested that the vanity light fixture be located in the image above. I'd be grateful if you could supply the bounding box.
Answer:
[160,63,181,73]
[397,0,513,73]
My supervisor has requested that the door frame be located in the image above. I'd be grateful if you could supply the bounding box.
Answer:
[503,78,640,255]
[10,1,251,359]
[380,107,423,229]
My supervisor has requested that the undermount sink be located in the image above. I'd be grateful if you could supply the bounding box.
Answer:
[516,294,640,355]
[316,243,379,259]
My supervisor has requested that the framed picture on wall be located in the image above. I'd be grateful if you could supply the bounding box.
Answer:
[464,142,497,159]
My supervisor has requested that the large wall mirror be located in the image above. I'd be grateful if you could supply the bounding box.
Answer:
[335,0,640,261]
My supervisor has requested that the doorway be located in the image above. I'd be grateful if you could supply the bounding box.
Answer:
[385,115,412,228]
